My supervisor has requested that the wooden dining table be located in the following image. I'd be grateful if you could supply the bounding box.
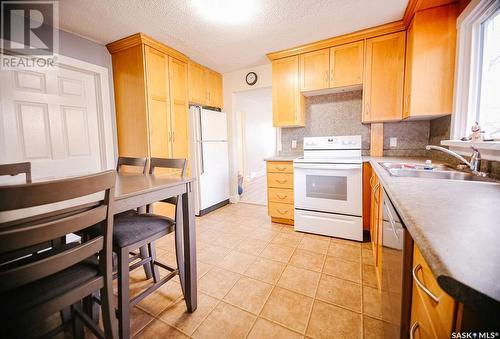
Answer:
[114,173,198,312]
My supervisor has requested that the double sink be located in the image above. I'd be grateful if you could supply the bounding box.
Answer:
[380,162,495,183]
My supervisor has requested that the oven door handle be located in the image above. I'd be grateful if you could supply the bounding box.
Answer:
[293,163,362,170]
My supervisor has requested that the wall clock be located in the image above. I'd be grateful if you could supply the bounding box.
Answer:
[245,72,257,86]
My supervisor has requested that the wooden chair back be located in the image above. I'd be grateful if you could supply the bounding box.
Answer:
[0,162,32,183]
[116,156,148,174]
[0,170,116,292]
[149,158,187,177]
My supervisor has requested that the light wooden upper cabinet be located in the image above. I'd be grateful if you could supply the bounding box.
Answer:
[188,61,208,105]
[272,56,304,127]
[299,48,330,91]
[330,40,364,88]
[188,62,223,108]
[208,71,223,108]
[403,4,458,120]
[107,33,190,160]
[363,31,406,123]
[145,46,171,158]
[169,56,189,158]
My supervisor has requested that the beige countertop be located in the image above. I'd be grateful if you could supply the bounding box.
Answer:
[264,154,301,162]
[367,156,500,311]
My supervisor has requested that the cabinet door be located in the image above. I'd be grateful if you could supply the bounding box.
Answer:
[208,71,223,108]
[403,20,415,119]
[403,5,457,119]
[272,56,304,127]
[299,48,330,91]
[330,41,364,88]
[169,57,189,159]
[145,46,171,158]
[363,31,405,123]
[188,62,208,105]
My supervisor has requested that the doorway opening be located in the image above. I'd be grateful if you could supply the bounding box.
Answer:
[234,87,277,205]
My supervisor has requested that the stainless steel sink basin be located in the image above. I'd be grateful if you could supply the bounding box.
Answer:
[379,162,495,183]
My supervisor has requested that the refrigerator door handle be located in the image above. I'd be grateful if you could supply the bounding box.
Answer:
[199,142,205,175]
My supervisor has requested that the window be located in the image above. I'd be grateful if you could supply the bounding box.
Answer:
[476,9,500,137]
[452,0,500,140]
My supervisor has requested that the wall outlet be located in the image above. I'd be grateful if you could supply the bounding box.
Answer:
[390,137,397,148]
[291,140,297,149]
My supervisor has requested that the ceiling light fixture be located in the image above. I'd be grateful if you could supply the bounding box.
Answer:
[191,0,258,25]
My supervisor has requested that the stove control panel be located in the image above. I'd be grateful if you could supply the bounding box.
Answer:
[303,135,361,150]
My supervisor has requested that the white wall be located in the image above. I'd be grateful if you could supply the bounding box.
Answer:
[234,88,275,179]
[223,63,272,202]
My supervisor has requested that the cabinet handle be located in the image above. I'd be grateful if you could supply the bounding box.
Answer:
[275,166,287,171]
[369,175,375,188]
[373,183,380,203]
[276,194,288,200]
[365,103,370,116]
[168,131,172,142]
[409,321,419,339]
[172,131,175,142]
[277,208,289,215]
[275,179,287,184]
[330,69,334,83]
[412,264,440,303]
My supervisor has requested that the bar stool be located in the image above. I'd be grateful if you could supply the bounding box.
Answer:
[88,157,187,339]
[0,171,118,339]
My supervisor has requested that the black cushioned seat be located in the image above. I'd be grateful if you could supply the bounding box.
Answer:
[0,256,98,317]
[86,213,175,248]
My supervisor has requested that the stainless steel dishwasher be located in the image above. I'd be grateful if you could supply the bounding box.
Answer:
[381,190,413,339]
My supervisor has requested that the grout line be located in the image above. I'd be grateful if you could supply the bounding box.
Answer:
[303,237,330,338]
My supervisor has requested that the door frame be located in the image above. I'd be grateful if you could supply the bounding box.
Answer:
[0,47,115,171]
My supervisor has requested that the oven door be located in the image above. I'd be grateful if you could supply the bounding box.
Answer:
[293,163,362,216]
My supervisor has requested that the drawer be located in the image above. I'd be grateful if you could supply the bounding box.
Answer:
[410,287,438,339]
[267,173,293,189]
[412,246,456,339]
[268,202,294,220]
[268,188,294,204]
[267,161,293,173]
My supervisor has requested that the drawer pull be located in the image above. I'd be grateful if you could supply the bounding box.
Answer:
[276,194,288,200]
[275,166,287,171]
[409,321,419,339]
[277,209,289,215]
[275,179,287,184]
[412,264,439,303]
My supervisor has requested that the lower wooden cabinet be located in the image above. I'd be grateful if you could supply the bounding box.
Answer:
[266,161,294,224]
[369,170,383,287]
[410,245,457,339]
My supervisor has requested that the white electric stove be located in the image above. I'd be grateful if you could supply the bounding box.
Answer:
[293,136,363,241]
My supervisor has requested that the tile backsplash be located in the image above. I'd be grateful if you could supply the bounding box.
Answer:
[280,91,432,156]
[280,91,370,153]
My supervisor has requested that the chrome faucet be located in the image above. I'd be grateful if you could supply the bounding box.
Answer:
[425,145,482,173]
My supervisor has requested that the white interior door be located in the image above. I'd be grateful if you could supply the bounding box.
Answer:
[0,63,103,182]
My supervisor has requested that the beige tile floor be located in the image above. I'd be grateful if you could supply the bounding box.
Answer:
[103,203,391,338]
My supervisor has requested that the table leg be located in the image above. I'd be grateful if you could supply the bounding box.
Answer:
[181,182,197,312]
[175,195,185,296]
[138,206,153,279]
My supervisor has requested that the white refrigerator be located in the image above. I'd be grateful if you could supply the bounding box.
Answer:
[190,106,230,216]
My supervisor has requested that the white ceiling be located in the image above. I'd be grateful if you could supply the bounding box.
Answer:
[59,0,409,73]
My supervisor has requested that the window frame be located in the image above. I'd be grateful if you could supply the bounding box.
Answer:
[451,0,500,140]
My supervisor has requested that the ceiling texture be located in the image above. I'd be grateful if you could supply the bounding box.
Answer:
[60,0,409,73]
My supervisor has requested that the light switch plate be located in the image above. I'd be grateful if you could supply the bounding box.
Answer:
[291,140,297,149]
[390,137,397,148]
